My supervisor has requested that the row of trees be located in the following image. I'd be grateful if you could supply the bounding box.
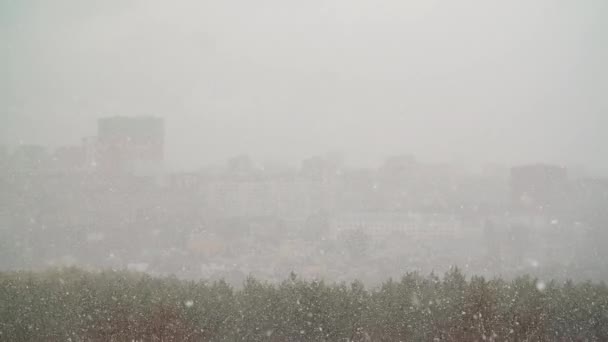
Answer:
[1,267,607,341]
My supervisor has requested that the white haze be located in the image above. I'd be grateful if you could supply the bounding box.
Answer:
[1,0,607,170]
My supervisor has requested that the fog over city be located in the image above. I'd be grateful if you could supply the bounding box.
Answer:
[3,0,607,170]
[2,1,608,340]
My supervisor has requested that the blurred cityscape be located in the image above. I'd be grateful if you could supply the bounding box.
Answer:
[1,116,607,285]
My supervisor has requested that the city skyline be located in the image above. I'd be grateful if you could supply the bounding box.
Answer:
[1,115,606,178]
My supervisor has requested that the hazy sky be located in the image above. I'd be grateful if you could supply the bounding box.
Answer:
[1,0,606,170]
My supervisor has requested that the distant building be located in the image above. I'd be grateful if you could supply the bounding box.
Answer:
[225,155,258,179]
[81,137,100,171]
[52,145,86,172]
[381,155,417,175]
[572,178,608,224]
[328,212,460,240]
[510,164,568,213]
[300,155,344,181]
[96,116,164,177]
[10,144,48,173]
[0,145,8,171]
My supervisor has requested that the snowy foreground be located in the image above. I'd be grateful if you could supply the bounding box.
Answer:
[1,267,607,341]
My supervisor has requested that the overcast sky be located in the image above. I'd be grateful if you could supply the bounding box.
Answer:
[1,0,606,170]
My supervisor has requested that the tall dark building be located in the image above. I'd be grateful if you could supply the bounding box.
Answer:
[96,116,164,176]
